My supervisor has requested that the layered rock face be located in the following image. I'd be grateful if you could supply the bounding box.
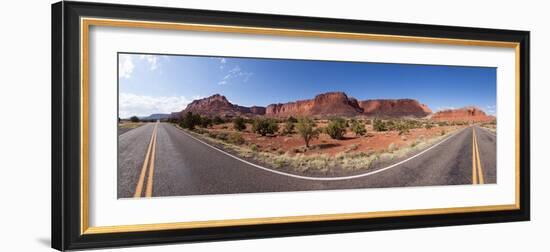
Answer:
[358,99,432,118]
[265,92,364,117]
[249,106,267,115]
[181,92,474,119]
[431,107,494,122]
[182,94,265,118]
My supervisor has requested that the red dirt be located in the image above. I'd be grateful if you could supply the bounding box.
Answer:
[208,122,464,157]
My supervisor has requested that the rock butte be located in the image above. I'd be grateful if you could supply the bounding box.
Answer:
[265,92,363,117]
[358,99,432,118]
[178,92,492,121]
[181,94,265,118]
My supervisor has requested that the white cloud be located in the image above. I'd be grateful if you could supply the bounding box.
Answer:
[241,72,253,82]
[139,55,160,70]
[119,54,135,79]
[119,93,197,118]
[118,54,163,79]
[229,65,241,74]
[219,58,227,70]
[218,65,252,85]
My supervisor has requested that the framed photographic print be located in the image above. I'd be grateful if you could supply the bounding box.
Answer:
[51,1,530,250]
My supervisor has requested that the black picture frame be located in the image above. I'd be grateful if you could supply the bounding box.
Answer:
[52,1,530,251]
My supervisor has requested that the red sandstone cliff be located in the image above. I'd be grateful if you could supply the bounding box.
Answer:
[358,99,432,118]
[181,94,265,118]
[180,92,470,119]
[431,107,494,122]
[266,93,431,118]
[265,92,363,117]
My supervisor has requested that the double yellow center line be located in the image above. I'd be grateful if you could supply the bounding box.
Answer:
[134,122,159,198]
[471,127,485,184]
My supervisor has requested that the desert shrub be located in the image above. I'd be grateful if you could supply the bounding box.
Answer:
[252,118,279,136]
[440,129,446,136]
[207,131,218,139]
[385,120,397,130]
[350,120,367,136]
[233,117,246,131]
[282,120,295,135]
[216,132,229,141]
[249,143,259,152]
[396,121,410,135]
[200,117,212,128]
[438,121,449,127]
[424,123,434,129]
[287,116,298,123]
[296,117,319,148]
[228,132,245,145]
[325,118,346,140]
[130,116,140,122]
[213,116,225,125]
[404,120,422,129]
[180,112,201,130]
[193,128,208,134]
[373,119,388,131]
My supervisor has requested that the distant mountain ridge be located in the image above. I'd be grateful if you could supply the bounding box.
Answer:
[139,113,172,120]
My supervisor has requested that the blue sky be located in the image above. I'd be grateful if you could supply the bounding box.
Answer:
[118,53,496,118]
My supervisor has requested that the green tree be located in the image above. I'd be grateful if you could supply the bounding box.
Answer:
[200,117,213,128]
[351,120,367,136]
[287,116,298,123]
[296,117,319,148]
[213,116,224,125]
[233,117,246,131]
[396,121,410,135]
[130,116,140,122]
[252,118,279,136]
[325,118,346,140]
[180,112,201,130]
[373,119,388,131]
[282,120,295,135]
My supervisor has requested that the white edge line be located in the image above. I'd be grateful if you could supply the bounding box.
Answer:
[178,125,464,181]
[478,126,497,137]
[175,125,466,181]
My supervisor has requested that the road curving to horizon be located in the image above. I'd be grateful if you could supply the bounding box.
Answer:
[117,122,496,198]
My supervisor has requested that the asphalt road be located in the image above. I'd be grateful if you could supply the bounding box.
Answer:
[118,123,496,198]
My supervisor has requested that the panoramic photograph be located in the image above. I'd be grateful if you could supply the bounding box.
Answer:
[117,53,497,199]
